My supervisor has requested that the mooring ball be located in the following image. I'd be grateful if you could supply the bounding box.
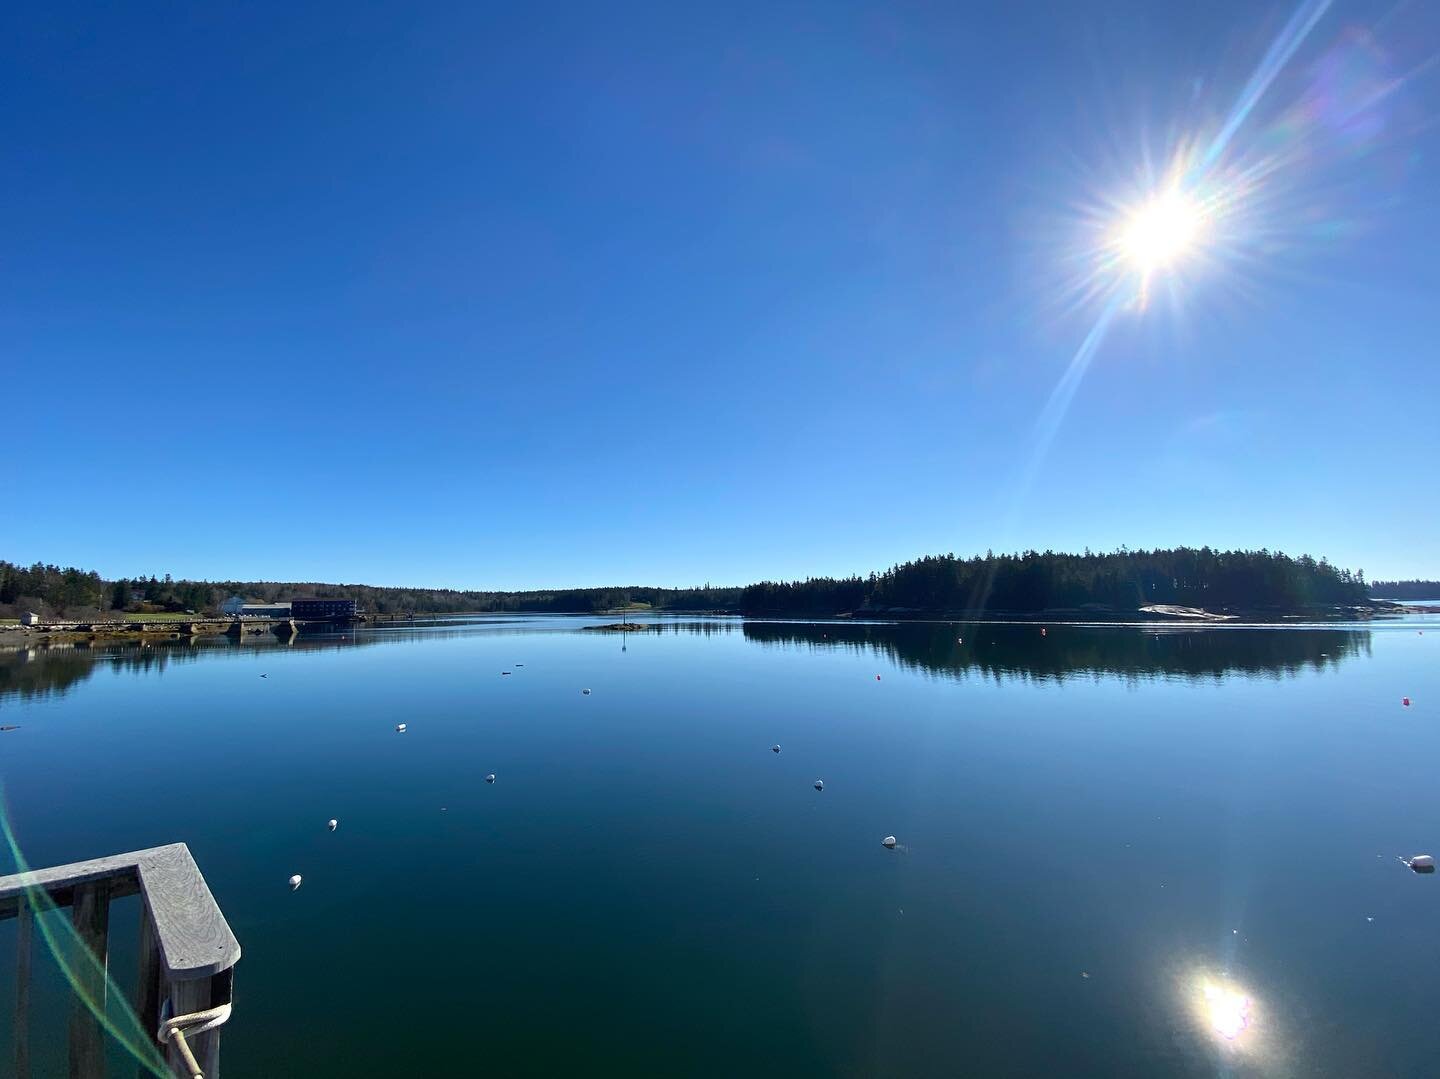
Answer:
[882,836,897,849]
[396,723,407,732]
[485,773,496,784]
[1411,854,1435,873]
[582,688,591,695]
[289,875,303,890]
[327,819,338,831]
[814,779,824,791]
[772,745,781,753]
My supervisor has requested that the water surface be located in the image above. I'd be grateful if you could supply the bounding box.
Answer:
[2,615,1437,1077]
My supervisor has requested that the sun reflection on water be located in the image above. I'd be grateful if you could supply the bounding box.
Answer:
[1202,980,1253,1042]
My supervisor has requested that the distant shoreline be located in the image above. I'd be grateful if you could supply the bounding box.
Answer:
[2,600,1428,652]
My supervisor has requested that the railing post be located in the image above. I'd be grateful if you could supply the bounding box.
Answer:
[69,879,111,1079]
[137,899,162,1078]
[14,900,32,1079]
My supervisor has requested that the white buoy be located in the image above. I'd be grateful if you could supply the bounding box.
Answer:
[882,835,897,849]
[1409,854,1435,873]
[582,688,591,695]
[288,874,303,891]
[395,723,407,733]
[485,773,496,784]
[327,819,338,831]
[814,779,824,791]
[771,744,781,754]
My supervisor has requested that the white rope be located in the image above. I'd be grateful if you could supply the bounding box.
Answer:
[160,1001,231,1042]
[158,1001,232,1079]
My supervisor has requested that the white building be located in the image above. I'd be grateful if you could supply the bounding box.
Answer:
[222,595,292,619]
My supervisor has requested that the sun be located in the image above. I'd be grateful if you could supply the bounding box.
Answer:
[1118,189,1205,274]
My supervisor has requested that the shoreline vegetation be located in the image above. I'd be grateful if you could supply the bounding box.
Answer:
[1,550,1431,648]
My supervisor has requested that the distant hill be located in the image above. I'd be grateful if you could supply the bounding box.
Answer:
[1369,580,1440,600]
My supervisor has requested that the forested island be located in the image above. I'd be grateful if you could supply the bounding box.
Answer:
[741,548,1374,616]
[0,547,1399,623]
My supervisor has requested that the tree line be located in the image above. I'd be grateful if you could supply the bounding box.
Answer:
[2,547,1380,621]
[1368,580,1440,600]
[0,561,742,618]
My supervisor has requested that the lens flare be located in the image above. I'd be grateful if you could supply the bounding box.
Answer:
[0,789,169,1076]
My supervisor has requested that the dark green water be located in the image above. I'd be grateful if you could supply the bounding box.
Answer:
[2,615,1438,1077]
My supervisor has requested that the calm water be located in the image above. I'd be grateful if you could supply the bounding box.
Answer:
[2,615,1438,1077]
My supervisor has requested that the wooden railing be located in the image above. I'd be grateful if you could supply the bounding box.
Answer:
[0,844,241,1078]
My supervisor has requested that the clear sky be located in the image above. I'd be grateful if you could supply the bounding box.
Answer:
[5,1,1438,589]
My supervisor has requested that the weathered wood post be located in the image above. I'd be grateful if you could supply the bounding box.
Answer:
[136,899,162,1077]
[69,880,111,1077]
[14,901,33,1079]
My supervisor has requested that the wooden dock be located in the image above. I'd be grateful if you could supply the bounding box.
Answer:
[0,844,240,1078]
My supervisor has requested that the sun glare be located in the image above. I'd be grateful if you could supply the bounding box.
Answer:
[1118,189,1205,273]
[1201,980,1253,1042]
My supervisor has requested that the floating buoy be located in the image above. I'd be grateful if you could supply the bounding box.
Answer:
[327,819,338,831]
[814,779,824,791]
[1041,627,1047,636]
[1403,698,1411,707]
[395,723,407,733]
[876,674,881,681]
[582,688,591,695]
[1408,854,1435,873]
[882,835,897,849]
[485,773,496,784]
[771,744,781,754]
[957,637,962,644]
[288,875,303,891]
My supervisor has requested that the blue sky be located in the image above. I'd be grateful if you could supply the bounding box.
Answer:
[4,1,1438,588]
